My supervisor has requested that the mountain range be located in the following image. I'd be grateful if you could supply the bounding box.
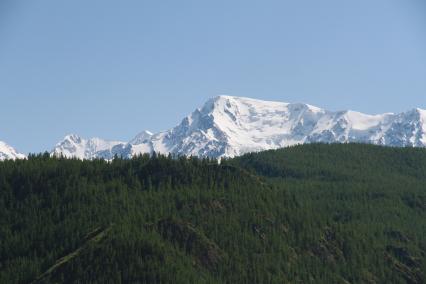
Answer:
[1,96,426,160]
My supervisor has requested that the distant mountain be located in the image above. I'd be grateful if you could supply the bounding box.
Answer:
[51,134,125,159]
[0,141,26,160]
[50,96,426,159]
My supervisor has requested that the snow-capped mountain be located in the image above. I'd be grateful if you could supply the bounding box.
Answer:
[51,96,426,159]
[0,141,26,160]
[51,134,126,159]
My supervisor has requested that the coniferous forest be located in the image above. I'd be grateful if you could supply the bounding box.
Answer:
[0,143,425,283]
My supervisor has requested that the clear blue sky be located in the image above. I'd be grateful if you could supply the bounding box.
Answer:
[1,0,425,154]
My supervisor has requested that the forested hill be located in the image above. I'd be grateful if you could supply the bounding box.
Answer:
[1,144,425,283]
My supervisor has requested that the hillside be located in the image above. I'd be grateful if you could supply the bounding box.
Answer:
[0,144,425,283]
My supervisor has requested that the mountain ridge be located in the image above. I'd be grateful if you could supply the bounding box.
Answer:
[2,96,426,160]
[52,95,424,159]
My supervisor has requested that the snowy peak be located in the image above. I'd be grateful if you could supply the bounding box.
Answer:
[174,96,329,157]
[51,134,125,159]
[200,96,327,133]
[380,108,426,147]
[130,130,153,145]
[0,141,26,160]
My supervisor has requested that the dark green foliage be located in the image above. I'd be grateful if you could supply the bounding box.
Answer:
[0,144,425,283]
